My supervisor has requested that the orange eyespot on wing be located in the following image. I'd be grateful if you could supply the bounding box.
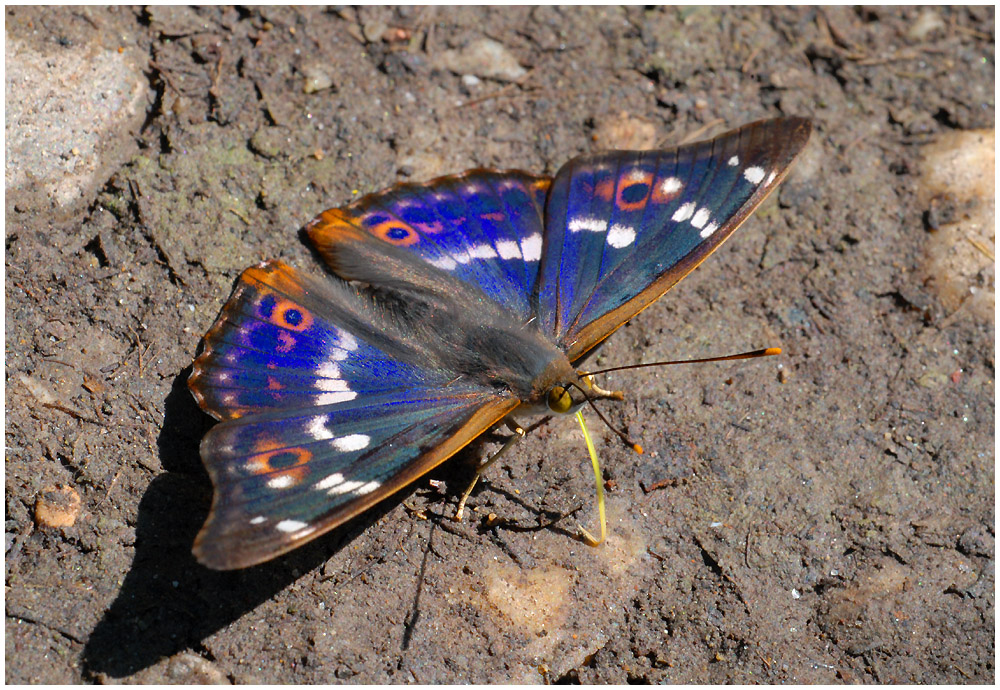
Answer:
[615,169,654,212]
[245,441,312,476]
[268,298,313,332]
[366,217,421,246]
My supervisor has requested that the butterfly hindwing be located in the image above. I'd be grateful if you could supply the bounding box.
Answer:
[537,117,812,360]
[194,388,516,570]
[305,170,551,322]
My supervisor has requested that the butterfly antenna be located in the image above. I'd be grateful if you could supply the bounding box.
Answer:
[567,381,644,455]
[580,347,781,377]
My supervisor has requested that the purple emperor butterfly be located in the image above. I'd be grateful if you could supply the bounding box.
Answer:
[189,117,812,569]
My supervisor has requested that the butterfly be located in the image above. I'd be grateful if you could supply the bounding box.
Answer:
[188,117,812,569]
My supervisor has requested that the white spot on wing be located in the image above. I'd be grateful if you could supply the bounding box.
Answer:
[332,434,370,452]
[743,166,766,184]
[317,391,357,405]
[317,362,340,379]
[314,472,345,491]
[314,473,375,500]
[606,223,636,248]
[468,243,498,259]
[442,242,502,268]
[268,475,295,489]
[429,256,458,270]
[766,171,776,185]
[521,233,542,261]
[327,479,364,495]
[276,519,309,533]
[660,177,683,195]
[336,329,358,352]
[326,479,380,496]
[690,208,711,229]
[315,358,355,405]
[728,155,739,167]
[569,217,608,233]
[495,239,522,259]
[625,168,648,183]
[672,202,696,222]
[700,221,720,238]
[307,415,333,441]
[250,516,266,525]
[316,378,351,393]
[356,481,381,495]
[329,330,358,361]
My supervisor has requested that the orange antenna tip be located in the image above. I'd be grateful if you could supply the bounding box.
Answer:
[632,444,644,455]
[764,347,782,356]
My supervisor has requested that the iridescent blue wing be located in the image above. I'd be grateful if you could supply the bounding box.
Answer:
[305,170,551,322]
[189,261,517,569]
[536,117,812,361]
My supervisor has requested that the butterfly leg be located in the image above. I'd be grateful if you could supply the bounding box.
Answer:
[574,410,606,547]
[453,418,525,522]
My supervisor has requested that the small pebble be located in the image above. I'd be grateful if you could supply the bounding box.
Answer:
[907,9,945,41]
[82,374,106,394]
[165,652,229,684]
[433,38,526,82]
[34,484,82,529]
[362,20,388,43]
[301,65,335,94]
[591,111,657,150]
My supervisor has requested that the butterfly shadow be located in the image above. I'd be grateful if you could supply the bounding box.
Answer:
[418,425,591,568]
[81,367,407,679]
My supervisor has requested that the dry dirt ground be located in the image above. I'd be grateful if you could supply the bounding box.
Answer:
[5,6,994,683]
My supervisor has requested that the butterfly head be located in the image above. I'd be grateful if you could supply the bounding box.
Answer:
[545,374,623,416]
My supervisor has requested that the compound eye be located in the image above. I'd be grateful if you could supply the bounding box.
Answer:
[547,386,573,414]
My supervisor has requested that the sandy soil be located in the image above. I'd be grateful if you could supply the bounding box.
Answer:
[5,6,994,683]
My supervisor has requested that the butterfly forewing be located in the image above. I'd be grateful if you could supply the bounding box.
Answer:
[306,170,551,322]
[538,117,812,361]
[189,262,445,420]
